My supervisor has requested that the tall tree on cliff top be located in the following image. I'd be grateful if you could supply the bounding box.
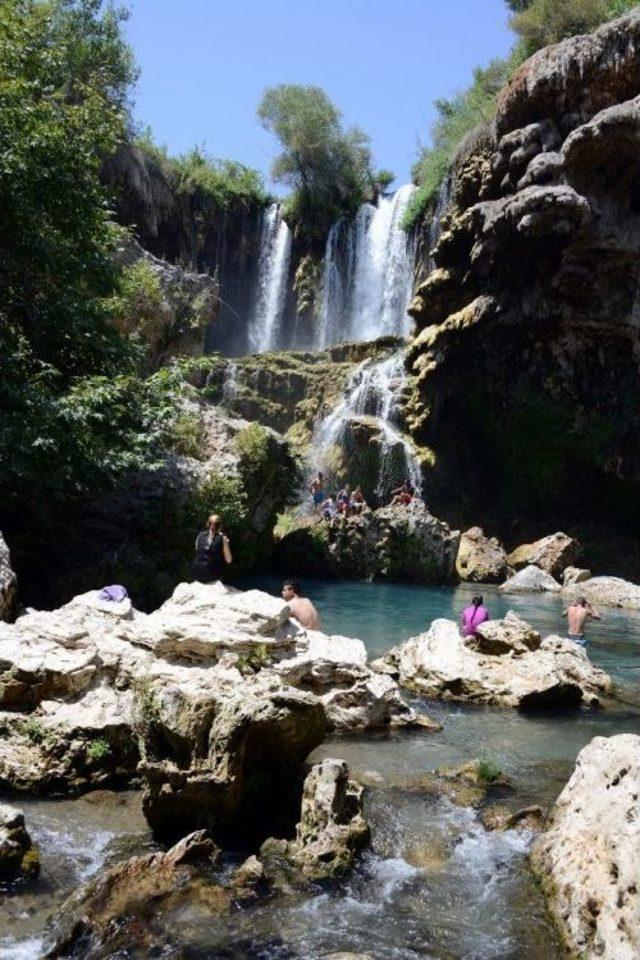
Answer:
[509,0,639,54]
[257,84,372,241]
[0,0,175,514]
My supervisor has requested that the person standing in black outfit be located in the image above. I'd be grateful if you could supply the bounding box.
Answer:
[193,514,232,583]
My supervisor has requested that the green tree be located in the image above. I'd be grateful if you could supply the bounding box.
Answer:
[0,0,174,516]
[510,0,638,55]
[257,84,373,241]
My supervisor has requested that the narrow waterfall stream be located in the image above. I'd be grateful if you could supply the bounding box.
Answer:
[249,203,293,353]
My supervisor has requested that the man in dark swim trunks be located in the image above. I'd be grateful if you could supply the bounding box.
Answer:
[193,513,232,583]
[309,472,326,514]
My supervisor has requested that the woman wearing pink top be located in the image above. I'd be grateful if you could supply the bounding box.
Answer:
[461,595,490,636]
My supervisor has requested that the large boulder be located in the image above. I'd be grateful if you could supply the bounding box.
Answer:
[562,575,640,610]
[47,831,238,958]
[500,565,561,594]
[456,526,508,583]
[0,532,17,622]
[531,734,640,960]
[261,759,369,882]
[374,614,611,709]
[277,500,460,584]
[507,532,581,578]
[0,802,39,884]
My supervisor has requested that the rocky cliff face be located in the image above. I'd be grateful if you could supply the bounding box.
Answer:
[408,12,640,567]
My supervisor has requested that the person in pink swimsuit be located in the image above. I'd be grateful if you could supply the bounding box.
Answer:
[461,595,490,636]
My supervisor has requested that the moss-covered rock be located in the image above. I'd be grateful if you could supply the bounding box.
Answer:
[0,802,39,885]
[276,500,459,584]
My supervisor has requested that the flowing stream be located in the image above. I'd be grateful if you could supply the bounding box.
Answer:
[309,350,422,503]
[5,581,640,959]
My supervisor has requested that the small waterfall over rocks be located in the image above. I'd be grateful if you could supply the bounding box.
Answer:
[309,350,422,505]
[249,203,293,353]
[316,184,417,349]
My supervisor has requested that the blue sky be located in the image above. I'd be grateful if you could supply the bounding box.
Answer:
[125,0,513,189]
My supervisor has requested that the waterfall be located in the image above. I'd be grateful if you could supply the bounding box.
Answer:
[222,360,238,403]
[249,204,292,353]
[309,350,422,505]
[315,185,417,350]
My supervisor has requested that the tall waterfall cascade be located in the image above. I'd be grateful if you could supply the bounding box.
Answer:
[249,203,292,354]
[316,184,417,349]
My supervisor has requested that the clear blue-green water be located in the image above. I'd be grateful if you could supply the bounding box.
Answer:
[3,578,640,960]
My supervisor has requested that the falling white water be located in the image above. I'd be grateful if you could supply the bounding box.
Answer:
[309,351,422,503]
[249,204,292,353]
[316,185,417,349]
[222,360,238,403]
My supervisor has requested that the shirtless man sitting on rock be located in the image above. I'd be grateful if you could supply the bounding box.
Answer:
[564,597,601,647]
[281,579,321,630]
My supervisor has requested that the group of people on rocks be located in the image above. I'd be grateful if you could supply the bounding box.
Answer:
[309,471,417,519]
[192,514,601,650]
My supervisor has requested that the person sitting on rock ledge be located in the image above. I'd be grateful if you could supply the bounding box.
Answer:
[321,495,338,520]
[564,597,601,647]
[281,579,321,630]
[193,514,232,584]
[350,485,366,514]
[461,595,490,637]
[337,484,351,517]
[390,481,414,506]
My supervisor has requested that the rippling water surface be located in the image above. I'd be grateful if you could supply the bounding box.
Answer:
[3,578,640,959]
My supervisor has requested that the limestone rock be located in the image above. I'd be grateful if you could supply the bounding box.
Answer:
[0,532,17,622]
[563,566,592,586]
[481,804,544,832]
[562,575,640,610]
[507,532,581,578]
[456,526,508,583]
[472,611,541,655]
[277,500,460,585]
[531,734,640,960]
[500,565,561,594]
[260,759,369,883]
[379,616,610,708]
[0,802,39,884]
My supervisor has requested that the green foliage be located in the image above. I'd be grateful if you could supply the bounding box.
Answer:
[476,760,503,784]
[403,57,518,231]
[21,717,46,745]
[134,133,269,211]
[106,258,165,343]
[168,411,206,459]
[236,642,271,674]
[86,737,112,761]
[234,423,273,489]
[510,0,638,55]
[258,84,373,241]
[374,168,396,191]
[0,1,178,521]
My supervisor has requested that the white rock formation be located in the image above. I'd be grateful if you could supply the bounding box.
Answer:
[562,575,640,610]
[500,564,561,593]
[373,613,611,708]
[531,734,640,959]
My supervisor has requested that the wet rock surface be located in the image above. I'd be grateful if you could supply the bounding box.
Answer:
[562,575,640,609]
[0,801,39,885]
[374,613,611,708]
[531,733,640,960]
